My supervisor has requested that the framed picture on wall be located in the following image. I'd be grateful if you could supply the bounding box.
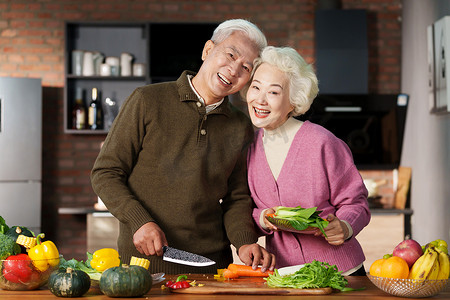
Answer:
[429,16,450,113]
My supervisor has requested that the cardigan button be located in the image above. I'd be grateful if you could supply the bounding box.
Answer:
[196,102,202,107]
[200,129,207,135]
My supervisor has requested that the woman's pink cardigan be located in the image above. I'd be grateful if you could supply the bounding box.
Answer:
[248,121,371,272]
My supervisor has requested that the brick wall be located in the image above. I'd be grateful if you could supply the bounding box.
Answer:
[0,0,402,260]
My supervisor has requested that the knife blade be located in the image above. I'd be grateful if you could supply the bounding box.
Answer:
[162,246,216,267]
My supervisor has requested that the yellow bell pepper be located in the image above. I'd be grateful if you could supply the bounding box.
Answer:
[90,248,120,272]
[28,233,60,272]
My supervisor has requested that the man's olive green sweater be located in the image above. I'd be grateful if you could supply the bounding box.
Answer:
[91,71,258,274]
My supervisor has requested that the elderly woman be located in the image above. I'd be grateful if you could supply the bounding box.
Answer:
[245,46,370,276]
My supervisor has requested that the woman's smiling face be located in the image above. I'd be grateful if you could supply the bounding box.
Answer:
[246,63,294,130]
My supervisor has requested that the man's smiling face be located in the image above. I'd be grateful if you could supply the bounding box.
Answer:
[193,31,259,104]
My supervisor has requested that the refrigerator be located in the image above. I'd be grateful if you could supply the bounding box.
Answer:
[0,77,42,234]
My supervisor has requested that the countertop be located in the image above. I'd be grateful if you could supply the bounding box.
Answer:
[1,275,449,299]
[58,207,414,215]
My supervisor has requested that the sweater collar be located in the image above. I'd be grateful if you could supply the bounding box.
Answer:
[176,70,232,117]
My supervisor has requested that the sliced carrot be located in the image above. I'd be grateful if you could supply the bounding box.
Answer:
[222,268,239,279]
[227,264,273,277]
[266,213,276,218]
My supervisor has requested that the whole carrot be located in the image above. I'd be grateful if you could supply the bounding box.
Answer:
[225,264,273,278]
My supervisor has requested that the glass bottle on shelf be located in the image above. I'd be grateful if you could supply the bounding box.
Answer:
[88,87,103,130]
[72,87,86,129]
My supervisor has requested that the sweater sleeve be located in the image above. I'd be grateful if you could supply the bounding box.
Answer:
[221,122,259,251]
[325,138,371,236]
[90,88,155,235]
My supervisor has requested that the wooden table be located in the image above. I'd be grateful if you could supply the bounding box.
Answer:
[1,275,449,299]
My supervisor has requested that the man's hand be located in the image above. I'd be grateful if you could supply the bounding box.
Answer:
[133,222,168,256]
[319,214,349,246]
[238,243,276,273]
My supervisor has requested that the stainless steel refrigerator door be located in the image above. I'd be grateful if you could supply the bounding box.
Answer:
[0,182,41,233]
[0,77,42,181]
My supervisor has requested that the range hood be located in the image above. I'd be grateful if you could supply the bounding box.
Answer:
[308,7,408,169]
[315,8,368,94]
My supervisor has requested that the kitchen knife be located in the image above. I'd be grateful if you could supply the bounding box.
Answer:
[162,246,216,267]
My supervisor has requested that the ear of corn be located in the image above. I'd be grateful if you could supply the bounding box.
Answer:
[16,234,36,248]
[130,256,150,270]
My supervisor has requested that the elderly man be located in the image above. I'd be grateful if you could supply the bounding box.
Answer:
[91,19,275,274]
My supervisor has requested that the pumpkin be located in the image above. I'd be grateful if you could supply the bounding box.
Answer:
[6,226,34,240]
[99,264,152,297]
[48,267,91,297]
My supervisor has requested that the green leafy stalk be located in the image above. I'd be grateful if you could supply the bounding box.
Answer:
[265,260,356,291]
[59,252,102,281]
[274,206,329,237]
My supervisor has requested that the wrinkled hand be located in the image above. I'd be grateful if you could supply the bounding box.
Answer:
[238,243,276,273]
[133,222,168,256]
[318,214,349,246]
[262,208,279,231]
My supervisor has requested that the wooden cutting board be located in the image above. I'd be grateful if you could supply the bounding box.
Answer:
[170,277,332,295]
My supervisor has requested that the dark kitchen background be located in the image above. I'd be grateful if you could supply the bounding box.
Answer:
[0,0,448,261]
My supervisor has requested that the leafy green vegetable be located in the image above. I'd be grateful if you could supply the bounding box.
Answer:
[0,216,9,234]
[59,252,102,281]
[265,260,357,291]
[274,206,329,236]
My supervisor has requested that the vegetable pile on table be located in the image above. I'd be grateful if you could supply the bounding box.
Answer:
[0,215,60,290]
[56,251,152,297]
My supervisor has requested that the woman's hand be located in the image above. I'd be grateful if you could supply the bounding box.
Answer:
[319,214,349,246]
[133,222,168,256]
[262,208,279,231]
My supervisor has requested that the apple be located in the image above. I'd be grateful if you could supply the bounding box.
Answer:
[392,239,423,268]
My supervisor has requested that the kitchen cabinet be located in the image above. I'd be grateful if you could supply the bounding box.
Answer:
[64,22,218,134]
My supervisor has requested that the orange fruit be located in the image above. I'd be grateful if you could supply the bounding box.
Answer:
[369,258,385,277]
[380,256,409,279]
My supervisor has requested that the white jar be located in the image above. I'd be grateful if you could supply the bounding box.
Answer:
[120,52,133,76]
[105,56,120,76]
[82,51,94,76]
[133,63,145,76]
[99,63,111,76]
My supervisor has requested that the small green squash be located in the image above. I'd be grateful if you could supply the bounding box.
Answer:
[48,267,91,297]
[99,264,152,297]
[6,226,34,240]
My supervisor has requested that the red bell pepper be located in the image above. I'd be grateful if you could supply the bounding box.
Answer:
[2,254,37,283]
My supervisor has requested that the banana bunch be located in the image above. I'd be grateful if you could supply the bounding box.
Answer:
[409,240,450,280]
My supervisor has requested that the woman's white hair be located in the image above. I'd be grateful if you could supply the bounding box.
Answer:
[211,19,267,54]
[248,46,319,116]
